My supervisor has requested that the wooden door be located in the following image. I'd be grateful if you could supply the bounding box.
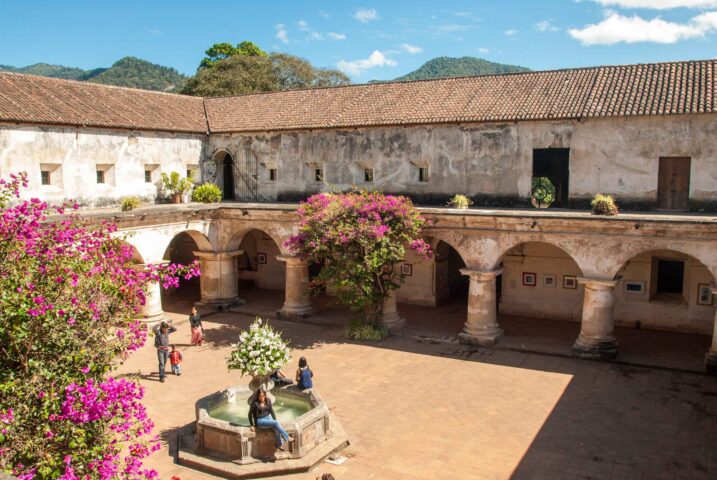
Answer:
[657,157,690,210]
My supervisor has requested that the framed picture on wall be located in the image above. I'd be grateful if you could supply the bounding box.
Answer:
[563,275,578,289]
[697,283,713,306]
[522,272,537,287]
[401,264,412,276]
[543,274,557,288]
[624,281,645,294]
[256,252,267,264]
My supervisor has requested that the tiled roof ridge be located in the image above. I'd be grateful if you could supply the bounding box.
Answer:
[202,58,717,101]
[0,71,196,100]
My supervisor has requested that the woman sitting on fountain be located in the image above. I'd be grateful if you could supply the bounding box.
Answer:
[249,388,293,449]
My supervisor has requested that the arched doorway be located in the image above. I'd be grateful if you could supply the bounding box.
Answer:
[434,240,469,307]
[162,231,207,312]
[212,150,235,201]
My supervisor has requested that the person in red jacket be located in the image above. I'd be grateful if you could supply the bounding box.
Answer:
[169,345,182,376]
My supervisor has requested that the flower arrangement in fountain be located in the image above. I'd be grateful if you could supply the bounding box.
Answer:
[227,318,290,376]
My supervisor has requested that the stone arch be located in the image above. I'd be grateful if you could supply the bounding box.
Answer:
[115,239,145,265]
[492,237,586,276]
[211,148,235,200]
[607,244,717,281]
[424,230,474,268]
[229,228,285,291]
[160,230,211,304]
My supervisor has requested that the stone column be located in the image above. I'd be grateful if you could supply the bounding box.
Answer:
[276,255,313,318]
[572,277,618,360]
[705,287,717,374]
[458,268,503,347]
[133,264,167,324]
[381,289,406,331]
[194,250,244,308]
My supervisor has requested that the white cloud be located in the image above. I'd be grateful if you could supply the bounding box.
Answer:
[308,31,323,40]
[569,10,717,44]
[504,29,519,36]
[400,43,423,54]
[588,0,717,9]
[337,50,397,75]
[276,24,289,44]
[478,47,490,54]
[354,8,379,22]
[535,19,560,32]
[327,32,347,40]
[297,20,310,31]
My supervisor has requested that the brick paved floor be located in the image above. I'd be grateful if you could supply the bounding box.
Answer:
[116,295,717,480]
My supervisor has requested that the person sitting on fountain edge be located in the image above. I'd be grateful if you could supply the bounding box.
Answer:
[296,356,313,390]
[249,388,293,449]
[270,368,293,386]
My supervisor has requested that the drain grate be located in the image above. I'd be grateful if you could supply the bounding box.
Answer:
[440,348,494,359]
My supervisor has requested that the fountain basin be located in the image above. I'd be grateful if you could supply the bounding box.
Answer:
[195,385,331,464]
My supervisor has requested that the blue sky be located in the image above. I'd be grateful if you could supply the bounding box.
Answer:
[0,0,715,81]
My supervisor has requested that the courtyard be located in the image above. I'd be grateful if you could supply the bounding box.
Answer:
[117,296,717,480]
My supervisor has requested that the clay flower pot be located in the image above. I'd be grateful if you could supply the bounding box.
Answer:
[171,193,181,204]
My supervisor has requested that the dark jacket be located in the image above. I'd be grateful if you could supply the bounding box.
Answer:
[153,325,177,349]
[249,398,276,426]
[189,314,202,328]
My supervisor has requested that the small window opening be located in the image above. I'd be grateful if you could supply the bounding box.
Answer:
[145,170,152,183]
[96,170,105,184]
[657,260,684,294]
[419,167,429,182]
[269,168,277,181]
[364,168,374,182]
[41,170,51,185]
[314,168,323,182]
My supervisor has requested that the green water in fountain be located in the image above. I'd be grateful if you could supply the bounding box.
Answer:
[208,391,313,426]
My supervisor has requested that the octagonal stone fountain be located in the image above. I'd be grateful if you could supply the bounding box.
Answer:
[178,384,349,478]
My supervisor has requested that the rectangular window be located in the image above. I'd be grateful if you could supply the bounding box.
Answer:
[657,260,684,294]
[269,168,277,181]
[314,168,323,182]
[41,170,50,185]
[145,170,152,183]
[364,168,374,182]
[186,169,192,180]
[419,167,429,182]
[96,170,105,184]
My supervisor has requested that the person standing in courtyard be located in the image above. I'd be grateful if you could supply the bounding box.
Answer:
[249,388,293,449]
[153,321,176,383]
[189,306,203,346]
[296,356,313,390]
[169,345,182,376]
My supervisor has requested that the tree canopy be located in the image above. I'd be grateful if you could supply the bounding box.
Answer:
[183,44,350,97]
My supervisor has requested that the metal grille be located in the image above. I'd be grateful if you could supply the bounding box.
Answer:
[236,146,258,201]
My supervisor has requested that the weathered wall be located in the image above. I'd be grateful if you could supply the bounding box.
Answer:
[0,124,206,206]
[206,113,717,209]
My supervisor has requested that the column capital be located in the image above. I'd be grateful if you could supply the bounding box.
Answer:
[276,255,308,266]
[577,277,619,290]
[193,249,244,260]
[460,268,503,281]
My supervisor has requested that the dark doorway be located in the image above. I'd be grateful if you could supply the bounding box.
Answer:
[657,157,690,210]
[533,148,570,208]
[435,241,468,305]
[222,153,235,200]
[656,260,684,294]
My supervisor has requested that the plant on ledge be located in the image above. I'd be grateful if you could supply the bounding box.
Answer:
[591,194,619,216]
[447,194,473,209]
[284,190,432,340]
[227,318,290,393]
[192,183,222,203]
[121,196,141,211]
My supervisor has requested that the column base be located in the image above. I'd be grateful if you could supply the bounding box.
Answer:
[140,312,169,327]
[458,327,503,347]
[381,312,406,332]
[705,351,717,375]
[572,337,618,361]
[195,298,246,312]
[277,305,314,319]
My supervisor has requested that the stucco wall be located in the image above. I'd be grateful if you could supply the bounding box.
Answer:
[206,113,717,209]
[0,124,206,206]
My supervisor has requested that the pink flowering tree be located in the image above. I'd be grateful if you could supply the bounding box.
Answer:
[0,173,200,479]
[284,191,431,335]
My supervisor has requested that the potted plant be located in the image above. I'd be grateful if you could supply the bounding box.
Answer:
[447,194,473,209]
[591,193,619,215]
[192,183,222,203]
[161,171,182,204]
[227,317,291,402]
[179,178,193,203]
[120,196,141,212]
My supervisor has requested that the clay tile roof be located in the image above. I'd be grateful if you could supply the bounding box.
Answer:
[204,59,717,133]
[0,72,207,133]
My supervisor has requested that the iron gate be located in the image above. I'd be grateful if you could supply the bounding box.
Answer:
[236,146,258,201]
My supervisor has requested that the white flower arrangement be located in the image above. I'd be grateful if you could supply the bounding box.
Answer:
[227,317,291,376]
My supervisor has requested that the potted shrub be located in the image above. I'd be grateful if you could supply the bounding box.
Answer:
[179,178,193,203]
[161,171,182,204]
[120,196,141,212]
[192,183,222,203]
[447,194,473,209]
[591,194,619,215]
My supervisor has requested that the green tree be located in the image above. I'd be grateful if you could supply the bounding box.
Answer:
[199,41,267,70]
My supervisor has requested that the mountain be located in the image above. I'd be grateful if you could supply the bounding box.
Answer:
[0,57,187,92]
[394,56,530,82]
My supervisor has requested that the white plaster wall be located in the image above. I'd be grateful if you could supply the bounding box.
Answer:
[207,113,717,208]
[237,229,284,290]
[0,124,206,206]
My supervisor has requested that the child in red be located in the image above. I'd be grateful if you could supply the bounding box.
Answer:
[169,345,182,376]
